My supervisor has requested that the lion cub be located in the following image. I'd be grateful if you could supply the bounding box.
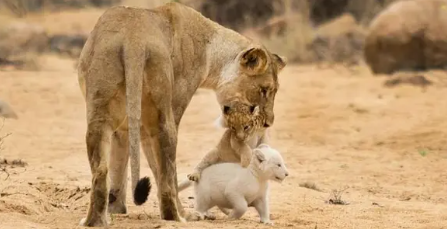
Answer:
[186,102,267,182]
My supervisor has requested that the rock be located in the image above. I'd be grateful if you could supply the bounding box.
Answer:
[364,0,447,75]
[0,100,18,119]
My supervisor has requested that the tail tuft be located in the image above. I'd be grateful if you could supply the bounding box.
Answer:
[133,176,151,205]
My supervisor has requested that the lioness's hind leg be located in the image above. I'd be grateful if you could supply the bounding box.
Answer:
[108,128,129,214]
[139,57,185,221]
[81,117,113,227]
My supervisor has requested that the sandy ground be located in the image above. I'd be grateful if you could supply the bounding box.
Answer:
[1,6,447,229]
[1,60,447,229]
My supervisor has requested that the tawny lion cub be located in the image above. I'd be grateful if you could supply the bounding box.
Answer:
[186,102,267,182]
[190,144,289,224]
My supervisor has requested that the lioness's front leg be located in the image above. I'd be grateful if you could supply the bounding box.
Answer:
[188,148,220,181]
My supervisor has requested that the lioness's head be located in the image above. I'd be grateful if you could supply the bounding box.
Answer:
[251,144,289,183]
[216,46,287,128]
[221,102,262,141]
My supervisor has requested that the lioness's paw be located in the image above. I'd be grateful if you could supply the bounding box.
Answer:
[187,172,200,181]
[78,215,110,227]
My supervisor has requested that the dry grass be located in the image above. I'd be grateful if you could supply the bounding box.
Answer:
[254,0,316,63]
[0,118,11,180]
[299,181,321,192]
[325,188,350,205]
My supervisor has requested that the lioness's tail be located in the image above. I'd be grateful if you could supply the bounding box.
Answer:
[178,179,193,192]
[123,41,151,205]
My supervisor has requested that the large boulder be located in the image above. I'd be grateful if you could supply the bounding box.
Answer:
[364,0,447,75]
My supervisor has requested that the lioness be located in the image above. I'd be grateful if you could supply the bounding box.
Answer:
[182,102,267,185]
[189,144,289,225]
[77,2,286,226]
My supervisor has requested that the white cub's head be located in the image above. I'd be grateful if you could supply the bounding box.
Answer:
[252,144,289,183]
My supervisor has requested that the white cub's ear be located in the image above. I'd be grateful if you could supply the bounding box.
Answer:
[258,143,270,149]
[213,114,227,129]
[254,149,266,163]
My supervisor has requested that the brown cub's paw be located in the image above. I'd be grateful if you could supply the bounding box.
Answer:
[187,172,200,181]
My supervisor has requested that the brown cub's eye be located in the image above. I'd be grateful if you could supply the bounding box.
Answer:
[260,87,268,97]
[244,125,250,131]
[231,127,236,131]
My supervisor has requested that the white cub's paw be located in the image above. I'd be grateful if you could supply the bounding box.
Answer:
[79,218,87,226]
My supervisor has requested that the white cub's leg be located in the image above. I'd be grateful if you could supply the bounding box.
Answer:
[218,206,231,215]
[226,193,248,220]
[253,196,273,225]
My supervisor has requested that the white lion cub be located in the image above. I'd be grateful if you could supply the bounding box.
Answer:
[189,144,289,225]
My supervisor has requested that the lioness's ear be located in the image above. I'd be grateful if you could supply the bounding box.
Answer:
[250,105,260,115]
[272,54,287,72]
[223,105,231,115]
[254,149,266,163]
[240,47,269,75]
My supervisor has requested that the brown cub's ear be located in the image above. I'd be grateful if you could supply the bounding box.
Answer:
[240,47,269,75]
[272,54,287,72]
[223,105,231,115]
[250,105,260,115]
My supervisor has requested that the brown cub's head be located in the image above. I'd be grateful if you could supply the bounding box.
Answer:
[222,102,262,142]
[216,45,287,128]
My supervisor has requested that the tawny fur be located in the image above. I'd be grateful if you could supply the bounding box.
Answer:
[187,144,289,225]
[77,2,286,227]
[179,102,268,190]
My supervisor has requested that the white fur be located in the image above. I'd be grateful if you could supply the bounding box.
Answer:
[190,144,288,224]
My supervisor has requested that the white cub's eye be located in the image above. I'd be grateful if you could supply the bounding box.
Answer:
[277,164,281,167]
